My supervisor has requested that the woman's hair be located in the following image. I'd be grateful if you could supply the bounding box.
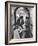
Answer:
[14,7,30,17]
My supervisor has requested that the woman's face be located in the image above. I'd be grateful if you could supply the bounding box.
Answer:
[16,7,29,30]
[16,7,28,22]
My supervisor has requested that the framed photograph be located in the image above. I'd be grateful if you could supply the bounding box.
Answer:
[5,1,37,45]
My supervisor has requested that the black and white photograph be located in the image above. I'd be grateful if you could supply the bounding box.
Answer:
[5,1,37,45]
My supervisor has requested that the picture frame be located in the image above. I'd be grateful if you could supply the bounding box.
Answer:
[5,1,37,45]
